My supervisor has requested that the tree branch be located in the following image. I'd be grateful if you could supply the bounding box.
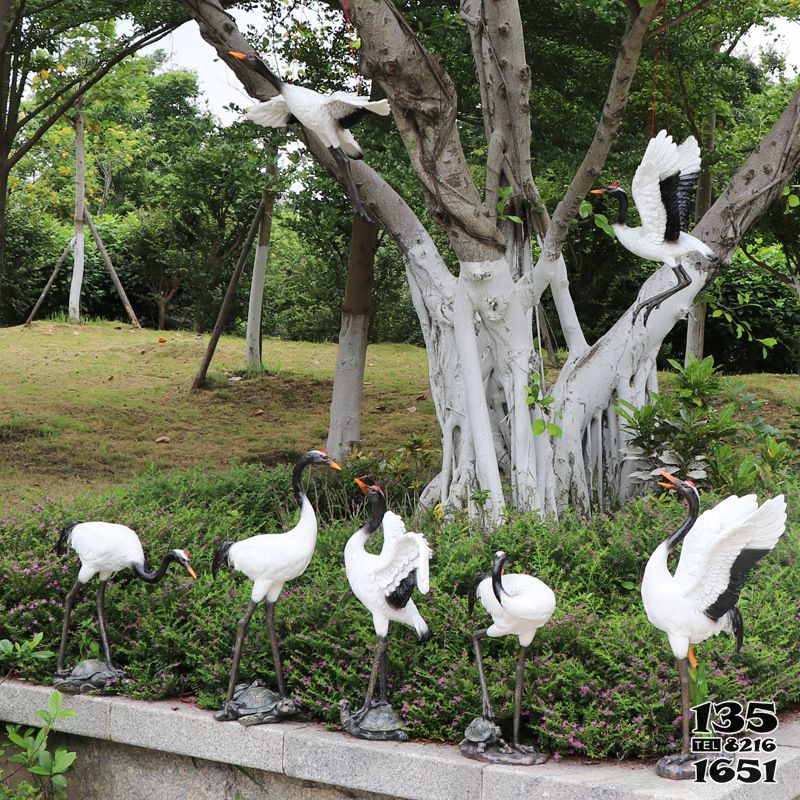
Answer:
[645,0,714,39]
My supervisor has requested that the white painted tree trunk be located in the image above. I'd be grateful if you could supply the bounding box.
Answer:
[246,190,275,371]
[68,107,85,324]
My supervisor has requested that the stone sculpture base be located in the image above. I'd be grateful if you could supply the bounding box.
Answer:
[214,680,300,725]
[459,716,547,765]
[53,659,125,694]
[339,699,409,741]
[655,752,709,780]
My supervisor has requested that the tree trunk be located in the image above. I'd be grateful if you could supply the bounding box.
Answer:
[157,297,167,330]
[685,108,716,364]
[246,187,275,371]
[326,215,379,461]
[0,165,8,308]
[68,107,85,324]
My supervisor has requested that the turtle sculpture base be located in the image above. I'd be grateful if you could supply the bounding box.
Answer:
[214,680,300,725]
[459,716,547,766]
[339,699,409,742]
[53,659,125,694]
[655,752,707,780]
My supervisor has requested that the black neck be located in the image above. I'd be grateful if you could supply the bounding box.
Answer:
[491,552,507,603]
[612,190,628,225]
[366,491,386,535]
[292,455,314,508]
[251,56,283,92]
[131,552,178,584]
[667,488,700,549]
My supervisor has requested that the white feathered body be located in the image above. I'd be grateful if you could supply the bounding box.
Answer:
[344,510,430,639]
[615,129,715,266]
[475,573,556,647]
[247,86,391,158]
[641,494,786,659]
[65,521,146,583]
[226,497,318,604]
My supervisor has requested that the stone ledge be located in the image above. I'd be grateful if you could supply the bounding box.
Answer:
[2,680,800,800]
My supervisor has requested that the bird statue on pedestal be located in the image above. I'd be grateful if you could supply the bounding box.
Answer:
[339,478,431,741]
[54,521,196,692]
[229,50,390,223]
[212,449,342,724]
[461,550,556,765]
[641,471,786,780]
[591,129,717,325]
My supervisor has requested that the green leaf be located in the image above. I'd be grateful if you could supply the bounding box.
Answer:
[38,749,53,771]
[532,418,546,435]
[47,691,63,716]
[51,774,68,789]
[506,215,523,224]
[53,749,77,772]
[545,422,563,438]
[578,200,592,219]
[788,193,799,208]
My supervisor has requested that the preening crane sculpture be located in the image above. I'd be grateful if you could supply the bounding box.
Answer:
[641,471,786,779]
[461,550,555,765]
[591,129,717,325]
[212,449,342,723]
[229,50,390,223]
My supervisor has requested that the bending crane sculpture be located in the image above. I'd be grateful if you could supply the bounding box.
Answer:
[212,449,342,724]
[641,471,786,779]
[229,50,390,223]
[339,478,431,741]
[591,129,717,324]
[55,521,196,692]
[461,550,556,765]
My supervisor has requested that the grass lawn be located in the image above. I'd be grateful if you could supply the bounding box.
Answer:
[1,320,797,510]
[0,321,438,509]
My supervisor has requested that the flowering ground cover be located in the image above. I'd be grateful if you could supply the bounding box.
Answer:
[2,463,798,759]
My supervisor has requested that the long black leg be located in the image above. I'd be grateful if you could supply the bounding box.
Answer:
[678,657,690,756]
[225,600,259,704]
[379,639,389,704]
[633,264,692,326]
[512,645,528,747]
[96,580,114,669]
[361,636,387,712]
[329,146,373,223]
[471,629,494,719]
[265,601,287,697]
[57,580,84,673]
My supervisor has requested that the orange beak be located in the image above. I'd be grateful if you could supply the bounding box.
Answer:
[354,477,369,494]
[229,50,247,61]
[688,647,697,669]
[328,460,342,471]
[590,188,606,194]
[658,470,681,490]
[186,565,198,579]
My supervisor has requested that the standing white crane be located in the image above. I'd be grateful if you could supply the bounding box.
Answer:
[641,471,786,779]
[55,521,196,677]
[464,550,555,763]
[229,50,390,223]
[212,449,341,720]
[341,478,430,732]
[590,129,717,324]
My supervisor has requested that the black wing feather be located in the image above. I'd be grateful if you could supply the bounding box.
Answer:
[467,572,489,615]
[56,522,81,555]
[212,540,235,578]
[705,548,771,621]
[676,170,700,233]
[659,172,681,242]
[386,569,417,609]
[337,108,367,129]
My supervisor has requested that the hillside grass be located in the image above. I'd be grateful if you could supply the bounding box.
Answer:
[0,321,437,509]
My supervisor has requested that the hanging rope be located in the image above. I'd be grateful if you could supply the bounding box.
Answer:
[649,2,671,136]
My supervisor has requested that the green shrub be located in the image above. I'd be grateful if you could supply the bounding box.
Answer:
[1,466,798,760]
